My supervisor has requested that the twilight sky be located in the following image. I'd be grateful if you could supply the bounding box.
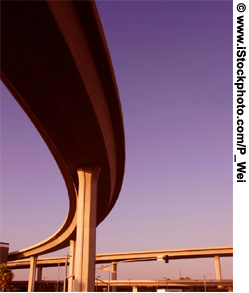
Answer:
[1,0,233,282]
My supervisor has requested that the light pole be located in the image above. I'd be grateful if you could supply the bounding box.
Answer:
[63,253,69,292]
[156,266,168,288]
[127,279,133,292]
[163,277,169,289]
[204,273,212,292]
[179,267,185,279]
[100,265,111,292]
[57,257,60,292]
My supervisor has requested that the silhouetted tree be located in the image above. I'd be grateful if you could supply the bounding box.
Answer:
[0,263,14,291]
[179,276,191,280]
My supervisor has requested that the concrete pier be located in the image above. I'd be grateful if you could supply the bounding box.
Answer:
[74,167,100,292]
[214,255,222,280]
[68,240,76,292]
[37,266,43,292]
[111,263,117,292]
[28,256,37,292]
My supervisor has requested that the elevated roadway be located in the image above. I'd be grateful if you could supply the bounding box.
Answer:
[96,279,233,288]
[7,246,232,286]
[9,279,233,292]
[1,0,125,291]
[11,279,233,291]
[2,0,125,262]
[7,246,233,269]
[96,246,233,263]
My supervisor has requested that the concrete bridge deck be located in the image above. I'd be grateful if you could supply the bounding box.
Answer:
[7,246,233,269]
[10,279,233,292]
[2,1,125,291]
[2,0,125,262]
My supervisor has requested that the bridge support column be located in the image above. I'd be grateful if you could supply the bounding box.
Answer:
[74,167,101,292]
[68,240,76,292]
[111,263,117,292]
[214,255,222,280]
[28,256,37,292]
[37,266,42,281]
[37,266,43,292]
[132,286,138,292]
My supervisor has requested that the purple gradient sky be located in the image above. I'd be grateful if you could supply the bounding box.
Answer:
[1,0,233,281]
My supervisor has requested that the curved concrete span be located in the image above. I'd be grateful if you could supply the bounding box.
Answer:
[1,2,125,288]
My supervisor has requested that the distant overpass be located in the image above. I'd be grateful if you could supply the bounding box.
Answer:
[96,279,233,290]
[7,246,233,291]
[11,279,233,292]
[7,246,233,292]
[96,246,233,263]
[7,246,233,269]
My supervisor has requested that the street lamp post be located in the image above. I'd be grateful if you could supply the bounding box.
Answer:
[100,265,111,292]
[63,253,69,292]
[179,267,185,279]
[204,273,212,292]
[127,279,133,292]
[156,266,168,289]
[108,270,110,292]
[163,277,169,289]
[57,257,60,292]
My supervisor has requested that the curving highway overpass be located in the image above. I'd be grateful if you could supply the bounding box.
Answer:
[7,246,232,285]
[1,0,125,291]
